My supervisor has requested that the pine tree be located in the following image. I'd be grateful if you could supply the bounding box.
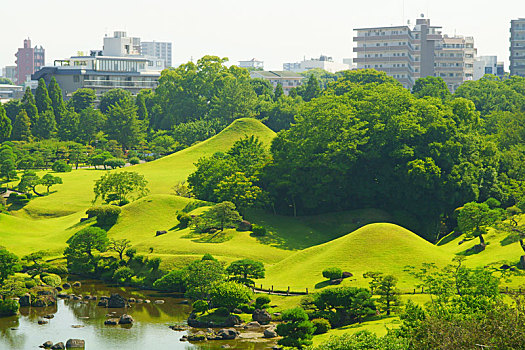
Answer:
[58,108,79,141]
[302,75,321,102]
[12,110,32,142]
[106,100,145,149]
[35,78,54,114]
[135,93,149,121]
[0,104,12,142]
[48,77,65,123]
[274,83,284,100]
[33,110,57,140]
[21,87,38,124]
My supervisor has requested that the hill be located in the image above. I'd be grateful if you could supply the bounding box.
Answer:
[262,223,453,290]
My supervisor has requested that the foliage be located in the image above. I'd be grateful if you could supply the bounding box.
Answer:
[51,160,72,172]
[105,99,146,149]
[42,273,61,287]
[129,156,140,165]
[11,110,32,141]
[251,224,266,236]
[176,212,192,228]
[375,275,402,316]
[192,299,209,314]
[40,174,62,193]
[86,206,122,228]
[312,330,408,350]
[210,281,253,310]
[103,158,126,169]
[276,308,314,349]
[0,104,12,142]
[196,201,242,232]
[0,248,21,284]
[153,269,185,292]
[108,238,131,261]
[93,171,149,205]
[255,295,271,309]
[63,227,109,275]
[183,259,225,300]
[457,202,504,247]
[68,88,96,112]
[226,258,265,285]
[412,76,450,100]
[322,267,343,280]
[312,318,331,334]
[112,266,133,284]
[0,299,19,316]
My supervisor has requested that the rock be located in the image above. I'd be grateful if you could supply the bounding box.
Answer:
[62,283,71,289]
[65,339,85,348]
[104,319,119,325]
[136,299,143,303]
[72,295,82,301]
[72,282,81,287]
[83,295,91,300]
[107,293,128,308]
[57,293,69,298]
[238,220,252,231]
[501,264,511,270]
[224,314,242,327]
[97,300,108,307]
[43,314,54,319]
[217,328,239,340]
[272,347,283,350]
[187,331,207,341]
[99,296,109,301]
[169,325,188,331]
[71,325,84,328]
[252,309,272,325]
[154,299,165,304]
[232,308,242,314]
[42,341,53,348]
[51,342,65,349]
[55,286,63,292]
[221,345,231,349]
[118,314,134,325]
[38,319,49,325]
[19,293,31,307]
[264,328,278,338]
[156,230,168,236]
[342,271,353,278]
[179,335,188,342]
[329,278,343,285]
[273,312,281,317]
[244,321,261,329]
[144,299,151,304]
[128,298,136,303]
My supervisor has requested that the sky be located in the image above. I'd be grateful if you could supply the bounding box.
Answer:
[1,0,525,71]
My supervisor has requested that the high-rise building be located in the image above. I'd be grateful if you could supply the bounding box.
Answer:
[474,56,505,80]
[510,18,525,77]
[353,17,476,91]
[2,66,17,83]
[14,38,45,85]
[103,31,141,56]
[283,55,350,74]
[239,58,264,70]
[141,41,173,68]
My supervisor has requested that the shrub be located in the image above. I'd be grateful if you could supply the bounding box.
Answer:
[239,303,255,314]
[103,158,126,169]
[255,295,271,309]
[201,253,217,261]
[192,300,208,314]
[215,307,230,317]
[323,267,343,280]
[24,279,37,289]
[145,155,155,162]
[112,266,133,284]
[45,265,68,275]
[8,193,30,205]
[0,299,19,316]
[176,212,192,229]
[153,270,185,292]
[210,282,253,311]
[51,160,72,172]
[86,206,122,228]
[251,224,266,236]
[312,318,331,334]
[276,308,315,349]
[42,273,61,287]
[129,157,140,165]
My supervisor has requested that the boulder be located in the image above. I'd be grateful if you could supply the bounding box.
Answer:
[42,341,53,348]
[342,271,353,278]
[107,294,128,308]
[238,220,252,231]
[104,319,118,326]
[43,314,55,319]
[224,314,242,327]
[99,296,109,301]
[144,299,151,304]
[217,328,239,340]
[19,293,31,307]
[38,320,49,325]
[55,286,63,292]
[118,314,134,325]
[273,312,281,317]
[72,282,81,287]
[72,295,82,301]
[179,335,188,342]
[169,325,188,331]
[329,278,343,285]
[136,299,143,303]
[244,321,261,329]
[264,328,278,338]
[187,331,207,341]
[51,343,65,350]
[252,309,272,325]
[128,298,136,303]
[156,230,168,236]
[179,300,189,305]
[154,300,165,304]
[232,308,242,314]
[62,283,71,289]
[501,264,511,270]
[97,300,108,307]
[65,339,85,348]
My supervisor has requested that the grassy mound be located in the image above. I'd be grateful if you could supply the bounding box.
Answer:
[261,223,453,290]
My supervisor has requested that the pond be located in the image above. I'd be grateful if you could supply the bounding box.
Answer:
[0,280,277,350]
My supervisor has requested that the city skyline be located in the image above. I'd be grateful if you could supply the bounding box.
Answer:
[1,0,525,72]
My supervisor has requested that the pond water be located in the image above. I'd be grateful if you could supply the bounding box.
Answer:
[0,280,277,350]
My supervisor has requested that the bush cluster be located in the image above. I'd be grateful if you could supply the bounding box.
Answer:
[86,206,122,227]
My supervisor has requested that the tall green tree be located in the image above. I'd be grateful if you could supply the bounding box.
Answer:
[11,110,32,141]
[64,227,109,274]
[105,100,145,149]
[276,308,315,349]
[298,74,322,102]
[35,78,54,114]
[93,171,149,205]
[457,202,503,248]
[33,110,56,139]
[77,108,105,144]
[0,248,21,284]
[0,145,17,181]
[0,104,12,142]
[21,87,38,124]
[57,108,79,141]
[274,83,284,100]
[99,88,133,114]
[48,77,66,123]
[200,201,242,231]
[412,76,450,100]
[226,259,265,285]
[68,88,96,112]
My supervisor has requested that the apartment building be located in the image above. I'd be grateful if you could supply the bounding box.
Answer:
[141,41,173,68]
[474,56,505,80]
[14,38,45,85]
[353,18,476,91]
[249,71,304,95]
[510,18,525,77]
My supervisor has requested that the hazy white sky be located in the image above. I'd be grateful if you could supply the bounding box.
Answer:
[2,0,524,71]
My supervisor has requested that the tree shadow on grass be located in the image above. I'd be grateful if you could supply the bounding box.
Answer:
[501,233,520,246]
[437,230,462,246]
[457,244,486,256]
[314,280,331,289]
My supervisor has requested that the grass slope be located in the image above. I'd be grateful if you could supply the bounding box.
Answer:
[262,223,453,290]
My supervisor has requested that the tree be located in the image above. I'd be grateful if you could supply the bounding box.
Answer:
[376,275,402,316]
[226,259,265,285]
[183,259,225,300]
[68,88,96,112]
[276,308,315,349]
[0,104,12,142]
[99,88,133,114]
[412,76,450,100]
[77,108,105,144]
[105,100,146,149]
[22,250,47,276]
[57,108,79,141]
[21,87,38,124]
[210,281,253,310]
[274,83,284,100]
[0,145,17,182]
[40,173,62,193]
[35,78,53,114]
[322,267,343,281]
[33,110,57,139]
[215,172,264,211]
[63,227,109,274]
[200,201,242,231]
[17,170,42,196]
[93,171,149,205]
[0,248,20,284]
[109,239,132,261]
[153,270,185,292]
[298,74,322,102]
[457,202,503,248]
[135,91,149,120]
[48,77,65,123]
[11,110,32,141]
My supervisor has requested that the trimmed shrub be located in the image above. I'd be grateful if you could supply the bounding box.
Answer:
[24,279,37,289]
[103,158,126,169]
[112,266,133,284]
[210,282,253,311]
[322,267,343,280]
[255,295,271,309]
[46,265,68,275]
[239,303,255,314]
[153,270,185,292]
[42,274,61,287]
[86,206,122,227]
[192,300,209,314]
[51,160,72,173]
[176,212,192,229]
[215,307,230,317]
[0,299,19,316]
[8,193,30,205]
[251,224,267,237]
[129,157,140,165]
[312,318,331,334]
[201,253,217,261]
